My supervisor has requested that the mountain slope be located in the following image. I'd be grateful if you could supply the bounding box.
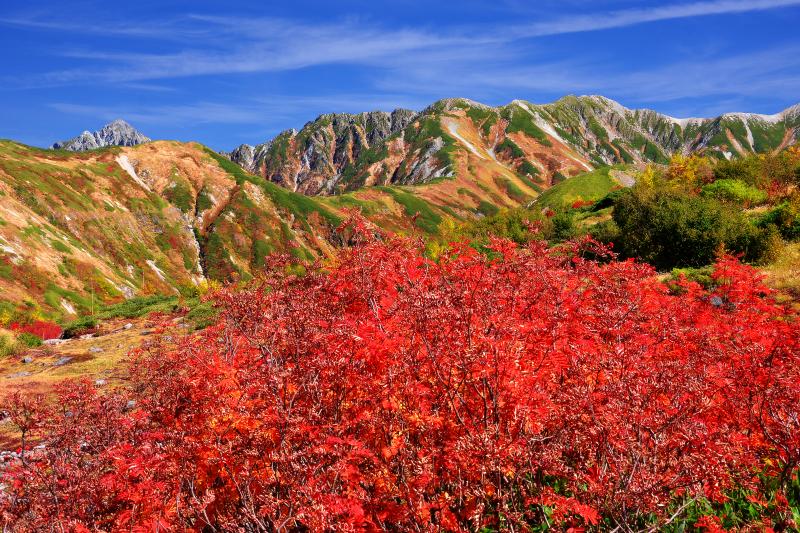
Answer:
[229,96,799,195]
[0,136,538,321]
[52,119,151,151]
[0,140,340,321]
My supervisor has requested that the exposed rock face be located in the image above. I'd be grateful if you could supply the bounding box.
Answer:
[229,109,418,194]
[228,96,799,196]
[52,119,150,151]
[227,143,256,172]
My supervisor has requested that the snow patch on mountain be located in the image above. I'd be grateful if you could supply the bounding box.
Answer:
[146,260,166,281]
[744,120,755,150]
[444,119,486,160]
[723,112,783,124]
[115,155,151,192]
[666,116,706,128]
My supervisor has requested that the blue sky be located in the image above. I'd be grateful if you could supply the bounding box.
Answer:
[2,0,799,150]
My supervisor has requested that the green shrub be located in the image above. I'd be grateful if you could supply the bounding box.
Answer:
[588,219,621,245]
[713,157,762,186]
[62,316,98,338]
[612,188,775,270]
[164,178,194,213]
[496,138,525,159]
[454,208,547,245]
[517,160,539,177]
[375,187,443,233]
[759,199,800,240]
[536,167,616,209]
[97,295,184,320]
[502,107,552,147]
[51,239,72,254]
[186,302,219,330]
[551,211,576,241]
[17,331,42,348]
[0,333,19,358]
[701,179,767,205]
[476,201,499,217]
[669,266,716,289]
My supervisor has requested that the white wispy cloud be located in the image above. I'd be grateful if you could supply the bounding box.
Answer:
[6,0,799,136]
[48,93,429,129]
[511,0,800,37]
[374,43,800,113]
[7,0,798,88]
[48,102,270,125]
[0,14,207,40]
[9,17,471,87]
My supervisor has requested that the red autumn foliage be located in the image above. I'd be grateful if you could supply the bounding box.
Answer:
[1,219,799,531]
[9,320,63,340]
[570,199,595,209]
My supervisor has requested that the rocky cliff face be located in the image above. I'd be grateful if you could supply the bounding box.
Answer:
[229,109,418,194]
[229,96,799,195]
[52,119,151,151]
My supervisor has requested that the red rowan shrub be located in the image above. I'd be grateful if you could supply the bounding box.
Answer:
[2,219,798,531]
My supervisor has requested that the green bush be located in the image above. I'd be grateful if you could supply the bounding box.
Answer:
[496,138,525,159]
[588,219,621,246]
[186,302,219,331]
[502,108,552,147]
[701,179,767,205]
[759,199,800,240]
[62,315,98,338]
[612,188,775,270]
[517,160,539,177]
[97,295,184,320]
[713,157,762,186]
[0,333,19,358]
[51,239,72,254]
[551,211,576,241]
[17,331,42,348]
[454,208,548,246]
[713,152,800,188]
[476,201,499,217]
[375,187,443,234]
[670,266,715,289]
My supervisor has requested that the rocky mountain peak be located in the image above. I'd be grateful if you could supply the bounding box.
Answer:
[51,119,151,151]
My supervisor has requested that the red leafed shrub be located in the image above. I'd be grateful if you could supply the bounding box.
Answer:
[1,219,799,531]
[9,320,62,340]
[571,198,595,209]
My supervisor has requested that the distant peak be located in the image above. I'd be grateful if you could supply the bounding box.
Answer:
[106,118,135,128]
[51,119,150,151]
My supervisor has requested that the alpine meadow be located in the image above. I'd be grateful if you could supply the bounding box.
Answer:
[1,1,800,531]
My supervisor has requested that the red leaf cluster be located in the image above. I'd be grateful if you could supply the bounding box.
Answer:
[9,320,63,340]
[570,199,595,209]
[2,224,799,531]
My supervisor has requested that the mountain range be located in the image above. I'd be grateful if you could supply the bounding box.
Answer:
[225,95,800,194]
[0,95,797,322]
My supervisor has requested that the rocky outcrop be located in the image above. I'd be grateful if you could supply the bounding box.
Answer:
[52,119,150,151]
[227,143,257,172]
[229,109,418,194]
